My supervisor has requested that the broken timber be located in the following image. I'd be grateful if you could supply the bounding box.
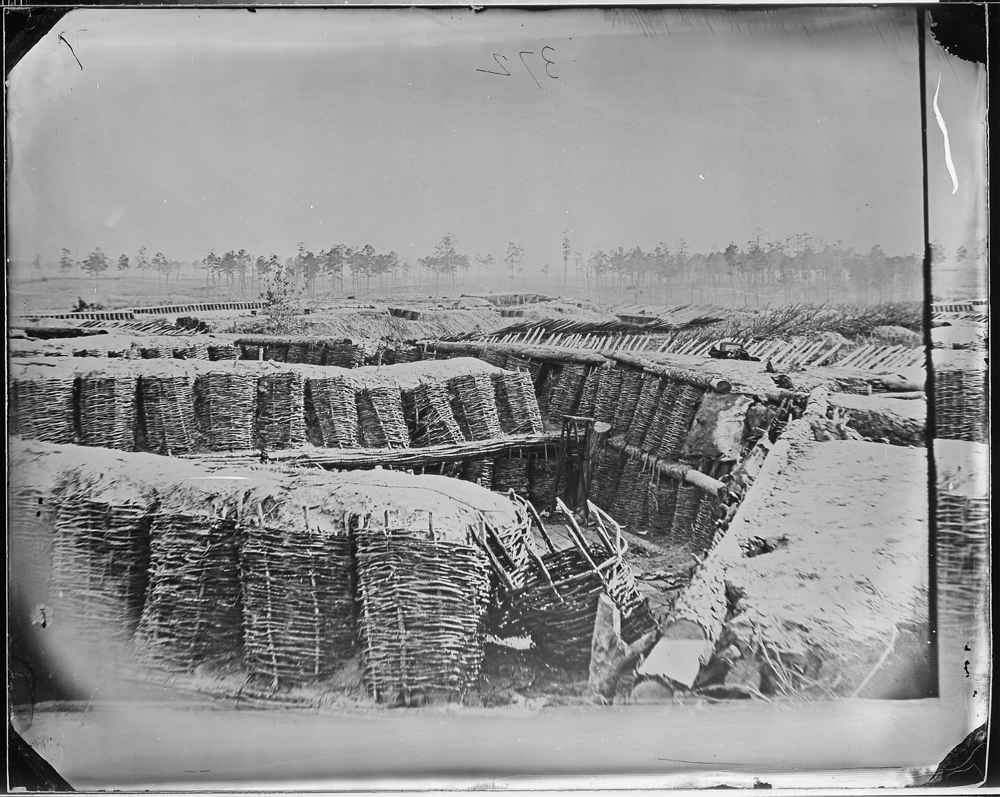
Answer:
[606,434,727,500]
[185,431,559,468]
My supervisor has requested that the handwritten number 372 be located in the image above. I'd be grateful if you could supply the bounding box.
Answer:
[477,47,558,87]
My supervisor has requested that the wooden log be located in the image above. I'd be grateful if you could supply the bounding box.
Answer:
[185,431,560,467]
[421,340,608,367]
[609,353,732,394]
[606,435,727,500]
[580,420,612,508]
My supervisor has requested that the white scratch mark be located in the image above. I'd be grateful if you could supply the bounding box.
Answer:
[932,74,959,195]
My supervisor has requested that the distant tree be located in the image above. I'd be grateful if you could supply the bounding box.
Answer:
[296,244,320,296]
[504,242,524,285]
[80,248,109,284]
[259,261,305,334]
[32,254,41,272]
[152,251,172,287]
[955,245,969,263]
[319,245,349,294]
[541,263,551,281]
[562,232,571,290]
[420,233,469,295]
[59,248,75,273]
[136,246,149,282]
[203,251,219,287]
[117,254,130,282]
[475,253,495,286]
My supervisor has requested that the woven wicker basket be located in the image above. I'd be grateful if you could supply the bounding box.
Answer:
[239,520,356,687]
[79,370,138,451]
[355,529,490,703]
[137,512,245,671]
[50,497,154,640]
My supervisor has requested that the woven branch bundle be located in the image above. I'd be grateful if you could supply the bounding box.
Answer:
[136,513,244,671]
[173,342,208,360]
[357,386,410,449]
[306,342,328,365]
[492,372,544,435]
[935,369,987,443]
[613,458,646,528]
[513,544,655,670]
[79,373,138,451]
[140,347,165,359]
[464,456,494,488]
[593,367,625,425]
[648,477,678,538]
[448,373,504,441]
[689,492,722,554]
[10,376,76,444]
[194,371,256,451]
[325,343,366,369]
[481,349,509,369]
[626,376,665,449]
[50,498,153,640]
[528,456,558,511]
[9,488,56,605]
[410,383,465,446]
[535,364,562,420]
[256,373,306,450]
[546,363,587,422]
[611,370,644,438]
[208,344,239,361]
[306,375,361,448]
[644,381,681,454]
[492,456,530,498]
[657,384,704,461]
[140,373,199,455]
[286,342,311,364]
[239,525,355,687]
[668,484,703,545]
[577,366,602,419]
[937,492,990,633]
[639,381,675,454]
[263,342,289,362]
[356,533,490,702]
[590,447,625,511]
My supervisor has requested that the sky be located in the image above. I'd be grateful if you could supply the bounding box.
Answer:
[6,7,987,272]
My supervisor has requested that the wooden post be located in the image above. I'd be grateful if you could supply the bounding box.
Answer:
[582,421,612,515]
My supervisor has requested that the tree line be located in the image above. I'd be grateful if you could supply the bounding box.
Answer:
[52,230,974,306]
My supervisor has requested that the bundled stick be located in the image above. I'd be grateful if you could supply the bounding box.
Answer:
[194,370,257,451]
[448,373,505,441]
[137,511,245,671]
[492,371,544,435]
[9,365,77,445]
[355,527,491,703]
[357,386,410,449]
[305,374,361,448]
[139,367,199,455]
[50,496,154,641]
[239,509,356,688]
[256,371,306,450]
[79,367,138,451]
